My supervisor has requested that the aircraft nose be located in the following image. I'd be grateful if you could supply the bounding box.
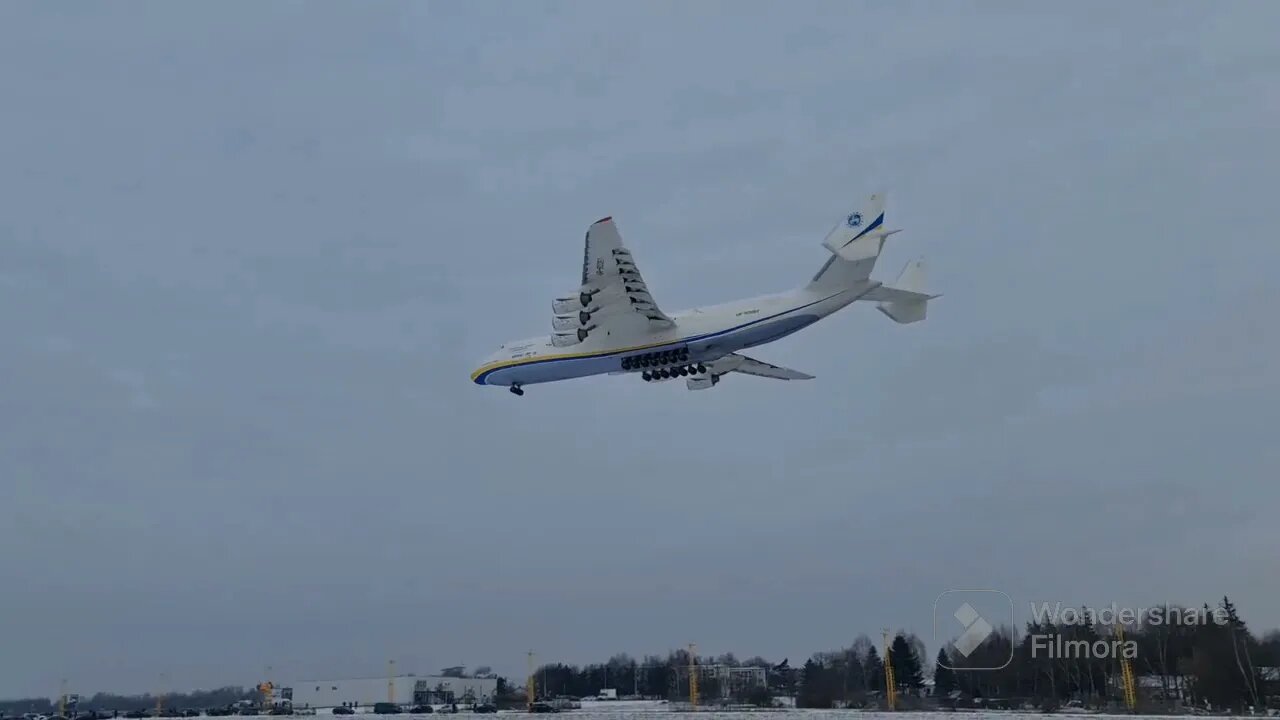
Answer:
[471,353,498,385]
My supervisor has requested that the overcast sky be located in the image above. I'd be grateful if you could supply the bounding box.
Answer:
[3,0,1279,699]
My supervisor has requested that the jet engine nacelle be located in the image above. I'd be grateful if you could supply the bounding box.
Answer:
[551,287,603,315]
[686,375,720,391]
[551,309,595,331]
[551,324,596,347]
[550,333,581,348]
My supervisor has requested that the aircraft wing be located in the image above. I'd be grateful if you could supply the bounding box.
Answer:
[576,216,674,330]
[687,353,814,389]
[586,212,675,325]
[728,354,814,380]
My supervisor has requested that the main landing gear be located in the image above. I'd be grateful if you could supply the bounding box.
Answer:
[509,384,524,396]
[622,347,708,383]
[641,363,707,382]
[621,347,690,373]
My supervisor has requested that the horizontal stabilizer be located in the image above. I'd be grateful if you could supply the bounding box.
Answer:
[878,297,928,324]
[862,284,932,305]
[861,258,937,325]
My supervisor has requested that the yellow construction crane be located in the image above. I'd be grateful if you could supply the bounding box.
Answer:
[688,644,699,709]
[260,665,274,714]
[882,630,897,711]
[58,679,67,718]
[258,681,274,713]
[527,651,536,711]
[388,660,396,704]
[1116,625,1137,712]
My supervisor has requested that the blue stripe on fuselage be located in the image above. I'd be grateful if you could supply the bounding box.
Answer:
[472,290,844,385]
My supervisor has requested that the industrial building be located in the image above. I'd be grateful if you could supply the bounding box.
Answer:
[669,664,768,700]
[284,675,498,710]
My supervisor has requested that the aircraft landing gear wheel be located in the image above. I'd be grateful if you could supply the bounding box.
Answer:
[510,384,524,396]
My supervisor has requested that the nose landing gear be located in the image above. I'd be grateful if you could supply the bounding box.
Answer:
[510,384,524,396]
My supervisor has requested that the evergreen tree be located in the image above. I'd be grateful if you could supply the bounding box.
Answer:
[1073,607,1103,701]
[1222,596,1262,708]
[933,649,956,698]
[864,647,885,692]
[798,659,828,708]
[890,633,924,690]
[1259,631,1280,666]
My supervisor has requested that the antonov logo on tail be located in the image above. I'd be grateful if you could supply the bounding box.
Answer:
[471,190,937,396]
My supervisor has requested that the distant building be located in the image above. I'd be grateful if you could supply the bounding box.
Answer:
[1261,667,1280,696]
[669,664,768,700]
[284,675,498,710]
[1120,674,1192,704]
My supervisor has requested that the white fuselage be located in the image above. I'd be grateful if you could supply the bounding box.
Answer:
[470,279,880,387]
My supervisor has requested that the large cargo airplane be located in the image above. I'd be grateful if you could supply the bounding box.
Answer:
[471,192,937,395]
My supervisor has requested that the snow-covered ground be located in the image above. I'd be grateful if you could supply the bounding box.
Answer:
[322,702,1263,719]
[448,709,1263,719]
[546,713,1258,720]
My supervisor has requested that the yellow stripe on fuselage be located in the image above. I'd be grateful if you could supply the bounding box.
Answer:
[469,335,687,382]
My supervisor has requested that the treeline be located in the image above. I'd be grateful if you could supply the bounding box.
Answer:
[531,649,779,702]
[937,598,1280,713]
[1,688,255,716]
[531,598,1279,713]
[527,635,928,707]
[7,598,1277,715]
